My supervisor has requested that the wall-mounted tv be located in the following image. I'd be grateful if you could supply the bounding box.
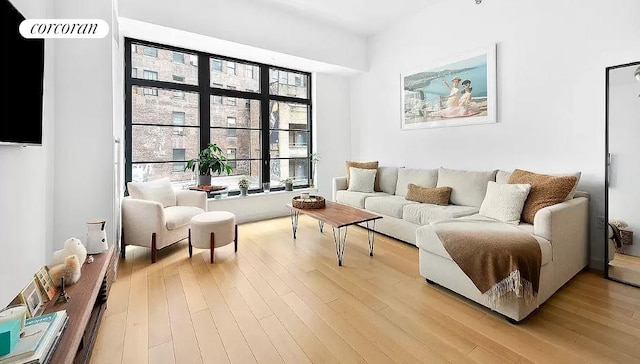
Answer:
[1,0,45,146]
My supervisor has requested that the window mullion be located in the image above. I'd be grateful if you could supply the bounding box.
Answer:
[260,64,270,185]
[199,54,210,151]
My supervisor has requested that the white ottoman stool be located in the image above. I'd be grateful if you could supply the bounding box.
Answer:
[189,211,237,263]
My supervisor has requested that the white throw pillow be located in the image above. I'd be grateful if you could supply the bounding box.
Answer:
[348,167,377,193]
[127,177,177,207]
[479,181,531,224]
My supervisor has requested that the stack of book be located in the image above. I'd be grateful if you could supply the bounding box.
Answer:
[0,310,67,364]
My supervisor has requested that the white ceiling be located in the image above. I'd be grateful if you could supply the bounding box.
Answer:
[248,0,441,36]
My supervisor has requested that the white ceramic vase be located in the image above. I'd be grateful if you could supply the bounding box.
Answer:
[86,219,109,254]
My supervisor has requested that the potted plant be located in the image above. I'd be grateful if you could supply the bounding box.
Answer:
[238,176,250,196]
[282,177,294,191]
[184,143,233,186]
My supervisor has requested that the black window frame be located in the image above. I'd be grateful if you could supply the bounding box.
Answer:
[124,38,313,193]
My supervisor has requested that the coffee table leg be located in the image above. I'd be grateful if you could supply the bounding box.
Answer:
[318,221,324,233]
[291,210,299,239]
[332,226,348,266]
[366,220,376,256]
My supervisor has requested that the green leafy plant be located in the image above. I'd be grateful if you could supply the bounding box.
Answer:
[238,176,250,189]
[281,177,294,184]
[185,143,233,176]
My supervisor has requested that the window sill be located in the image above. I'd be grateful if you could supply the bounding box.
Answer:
[208,187,317,202]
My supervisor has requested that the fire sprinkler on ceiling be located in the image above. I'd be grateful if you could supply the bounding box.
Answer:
[476,0,482,4]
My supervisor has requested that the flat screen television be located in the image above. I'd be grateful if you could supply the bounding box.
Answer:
[1,0,45,146]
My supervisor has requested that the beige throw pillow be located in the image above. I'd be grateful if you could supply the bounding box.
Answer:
[405,184,452,206]
[508,169,578,224]
[127,177,177,207]
[346,161,380,191]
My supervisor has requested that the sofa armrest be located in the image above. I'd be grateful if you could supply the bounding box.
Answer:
[176,190,207,210]
[122,197,166,248]
[332,176,347,201]
[533,196,589,287]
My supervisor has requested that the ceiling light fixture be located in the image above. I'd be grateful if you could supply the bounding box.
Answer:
[476,0,482,4]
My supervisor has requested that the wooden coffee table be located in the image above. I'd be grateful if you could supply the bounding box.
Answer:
[287,201,382,266]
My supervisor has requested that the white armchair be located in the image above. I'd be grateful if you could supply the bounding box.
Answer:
[121,178,207,263]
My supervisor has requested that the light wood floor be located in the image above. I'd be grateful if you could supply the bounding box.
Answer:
[610,253,640,286]
[91,216,640,364]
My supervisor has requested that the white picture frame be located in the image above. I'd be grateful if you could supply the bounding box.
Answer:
[401,44,497,130]
[19,278,45,318]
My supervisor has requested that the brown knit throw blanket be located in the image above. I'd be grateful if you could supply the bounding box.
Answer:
[432,218,542,306]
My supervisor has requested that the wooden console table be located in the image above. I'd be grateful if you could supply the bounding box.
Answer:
[43,245,116,364]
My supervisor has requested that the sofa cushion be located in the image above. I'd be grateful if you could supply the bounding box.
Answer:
[479,181,531,225]
[395,168,438,197]
[496,170,511,184]
[416,222,552,266]
[508,169,578,224]
[365,195,418,219]
[378,167,399,195]
[336,190,389,209]
[164,206,205,230]
[436,168,497,208]
[127,177,177,207]
[402,203,479,226]
[405,184,451,205]
[346,161,380,191]
[347,167,377,193]
[498,169,581,201]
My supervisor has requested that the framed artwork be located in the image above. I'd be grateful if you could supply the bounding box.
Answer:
[19,278,45,318]
[401,44,497,130]
[35,266,58,301]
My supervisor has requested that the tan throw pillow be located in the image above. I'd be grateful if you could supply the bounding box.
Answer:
[346,161,380,191]
[405,184,452,206]
[508,169,578,224]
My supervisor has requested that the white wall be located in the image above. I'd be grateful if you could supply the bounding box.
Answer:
[608,64,640,257]
[118,0,367,71]
[53,0,116,250]
[349,0,640,268]
[0,0,55,306]
[314,73,351,198]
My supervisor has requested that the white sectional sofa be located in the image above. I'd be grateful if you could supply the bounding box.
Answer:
[332,167,589,322]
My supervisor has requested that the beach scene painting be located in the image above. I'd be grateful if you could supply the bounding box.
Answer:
[401,44,496,129]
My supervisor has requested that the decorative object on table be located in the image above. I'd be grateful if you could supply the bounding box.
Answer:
[238,176,250,196]
[609,219,633,245]
[48,255,81,288]
[19,279,44,319]
[292,195,325,209]
[51,237,87,266]
[86,219,108,254]
[34,267,57,302]
[300,192,310,199]
[55,278,70,304]
[309,153,320,188]
[0,319,20,356]
[282,177,294,191]
[262,182,270,194]
[86,255,94,264]
[401,44,496,130]
[184,143,233,186]
[0,305,27,336]
[0,310,69,363]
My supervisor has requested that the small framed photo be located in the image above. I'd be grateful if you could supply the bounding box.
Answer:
[35,266,58,301]
[19,278,45,318]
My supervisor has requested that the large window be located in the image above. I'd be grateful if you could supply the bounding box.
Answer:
[125,39,312,193]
